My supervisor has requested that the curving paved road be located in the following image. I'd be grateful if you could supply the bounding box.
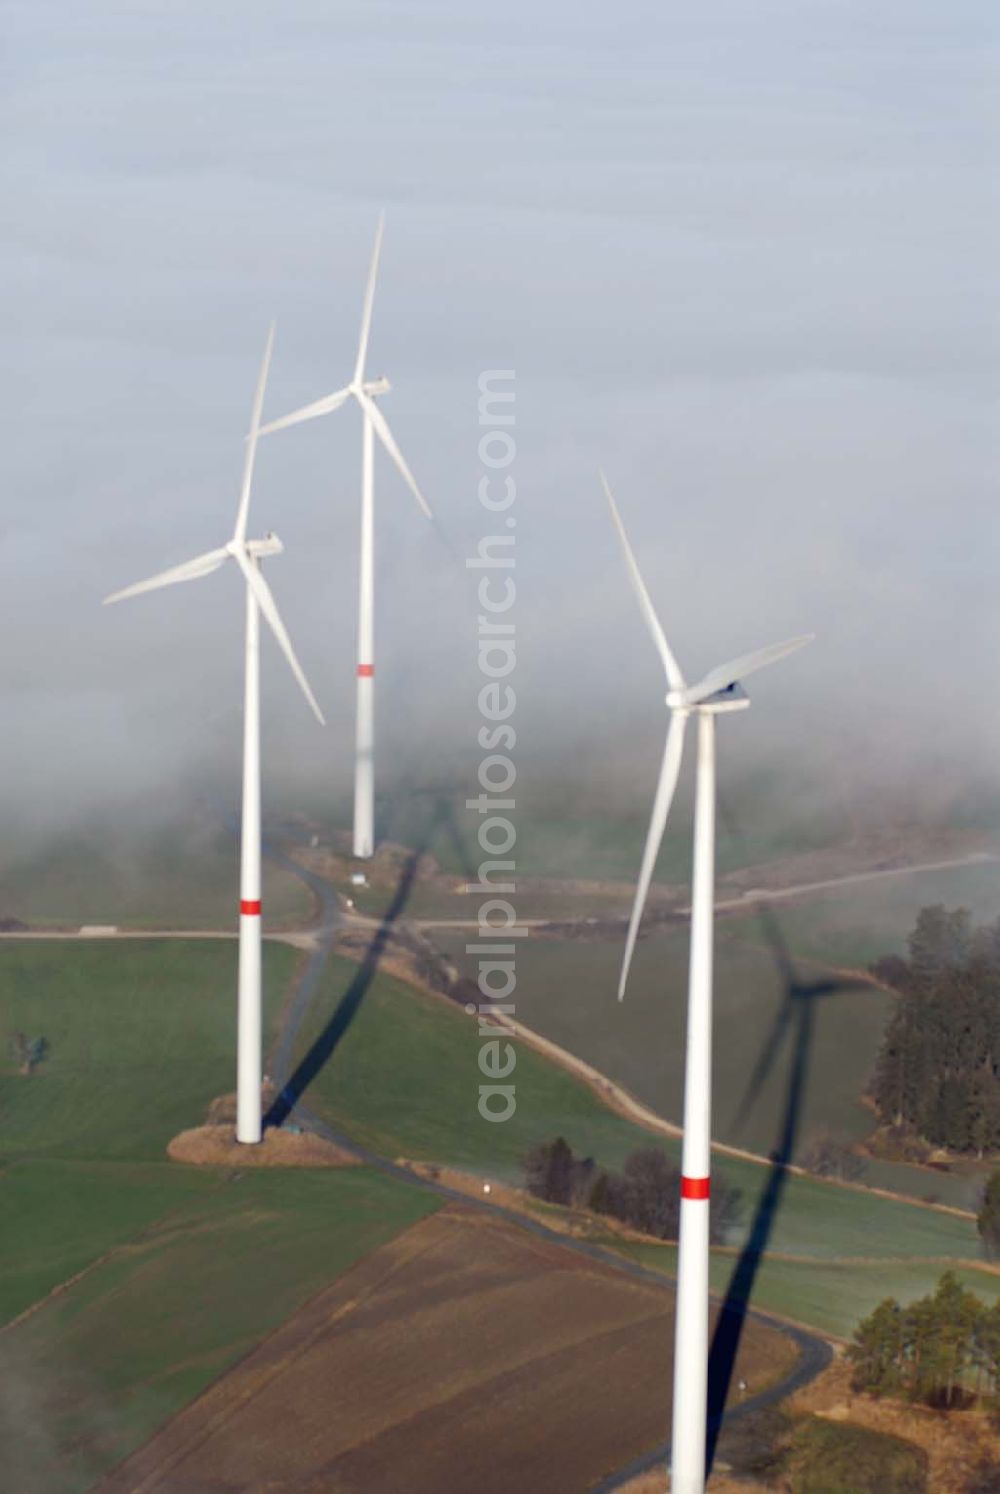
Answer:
[291,1098,832,1491]
[266,841,835,1491]
[1,827,839,1484]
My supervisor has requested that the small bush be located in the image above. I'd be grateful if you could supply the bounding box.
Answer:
[713,1404,789,1480]
[784,1416,928,1494]
[798,1130,868,1182]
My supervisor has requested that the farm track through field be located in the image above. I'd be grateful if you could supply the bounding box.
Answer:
[407,850,998,928]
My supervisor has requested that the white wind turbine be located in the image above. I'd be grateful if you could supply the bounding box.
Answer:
[258,214,432,860]
[602,473,812,1494]
[104,327,325,1146]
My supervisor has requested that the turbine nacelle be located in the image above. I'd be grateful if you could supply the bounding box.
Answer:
[238,533,284,560]
[103,329,326,727]
[668,681,751,714]
[258,220,432,521]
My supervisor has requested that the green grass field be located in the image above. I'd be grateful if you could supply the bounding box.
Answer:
[290,954,984,1267]
[0,940,300,1320]
[431,924,893,1157]
[0,940,442,1490]
[0,940,297,1160]
[292,955,654,1174]
[351,763,850,884]
[721,857,1000,968]
[0,827,313,930]
[0,930,993,1488]
[1,1167,438,1493]
[615,1240,999,1342]
[429,853,1000,1208]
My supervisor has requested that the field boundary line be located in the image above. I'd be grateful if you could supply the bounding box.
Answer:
[0,1174,238,1339]
[100,1210,456,1493]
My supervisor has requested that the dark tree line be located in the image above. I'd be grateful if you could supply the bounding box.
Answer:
[523,1136,743,1245]
[849,1272,1000,1411]
[871,905,1000,1155]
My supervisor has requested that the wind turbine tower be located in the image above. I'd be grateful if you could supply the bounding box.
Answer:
[104,328,325,1144]
[603,473,812,1494]
[259,216,432,859]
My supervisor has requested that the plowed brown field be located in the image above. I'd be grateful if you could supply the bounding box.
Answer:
[100,1208,797,1493]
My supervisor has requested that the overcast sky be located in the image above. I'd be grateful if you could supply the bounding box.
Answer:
[2,1,997,839]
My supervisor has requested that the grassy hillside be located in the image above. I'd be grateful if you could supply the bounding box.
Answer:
[0,940,298,1320]
[0,940,297,1159]
[722,856,1000,968]
[0,932,991,1490]
[370,773,845,882]
[289,955,984,1268]
[431,853,999,1208]
[0,940,441,1490]
[0,828,313,930]
[616,1241,999,1343]
[432,924,893,1159]
[1,1168,438,1493]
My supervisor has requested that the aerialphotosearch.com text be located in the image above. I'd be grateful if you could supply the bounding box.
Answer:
[466,369,521,1124]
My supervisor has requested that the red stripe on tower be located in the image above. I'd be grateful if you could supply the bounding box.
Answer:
[240,899,262,916]
[681,1176,710,1200]
[357,664,374,677]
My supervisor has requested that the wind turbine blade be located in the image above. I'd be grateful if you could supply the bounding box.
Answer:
[232,550,326,725]
[233,322,275,543]
[359,390,433,518]
[257,386,352,437]
[618,711,688,1001]
[103,547,229,605]
[685,634,814,705]
[353,212,385,384]
[600,472,686,694]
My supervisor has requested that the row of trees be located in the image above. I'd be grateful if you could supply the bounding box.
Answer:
[871,905,1000,1155]
[523,1136,743,1244]
[849,1272,1000,1409]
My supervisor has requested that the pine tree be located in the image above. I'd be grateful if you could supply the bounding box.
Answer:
[871,906,1000,1153]
[907,905,971,988]
[850,1273,995,1410]
[848,1297,905,1396]
[972,1298,1000,1398]
[928,1273,980,1407]
[523,1136,575,1204]
[977,1171,1000,1261]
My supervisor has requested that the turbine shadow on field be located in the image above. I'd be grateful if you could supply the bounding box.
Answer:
[420,790,478,885]
[384,775,478,885]
[265,797,445,1129]
[705,805,866,1469]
